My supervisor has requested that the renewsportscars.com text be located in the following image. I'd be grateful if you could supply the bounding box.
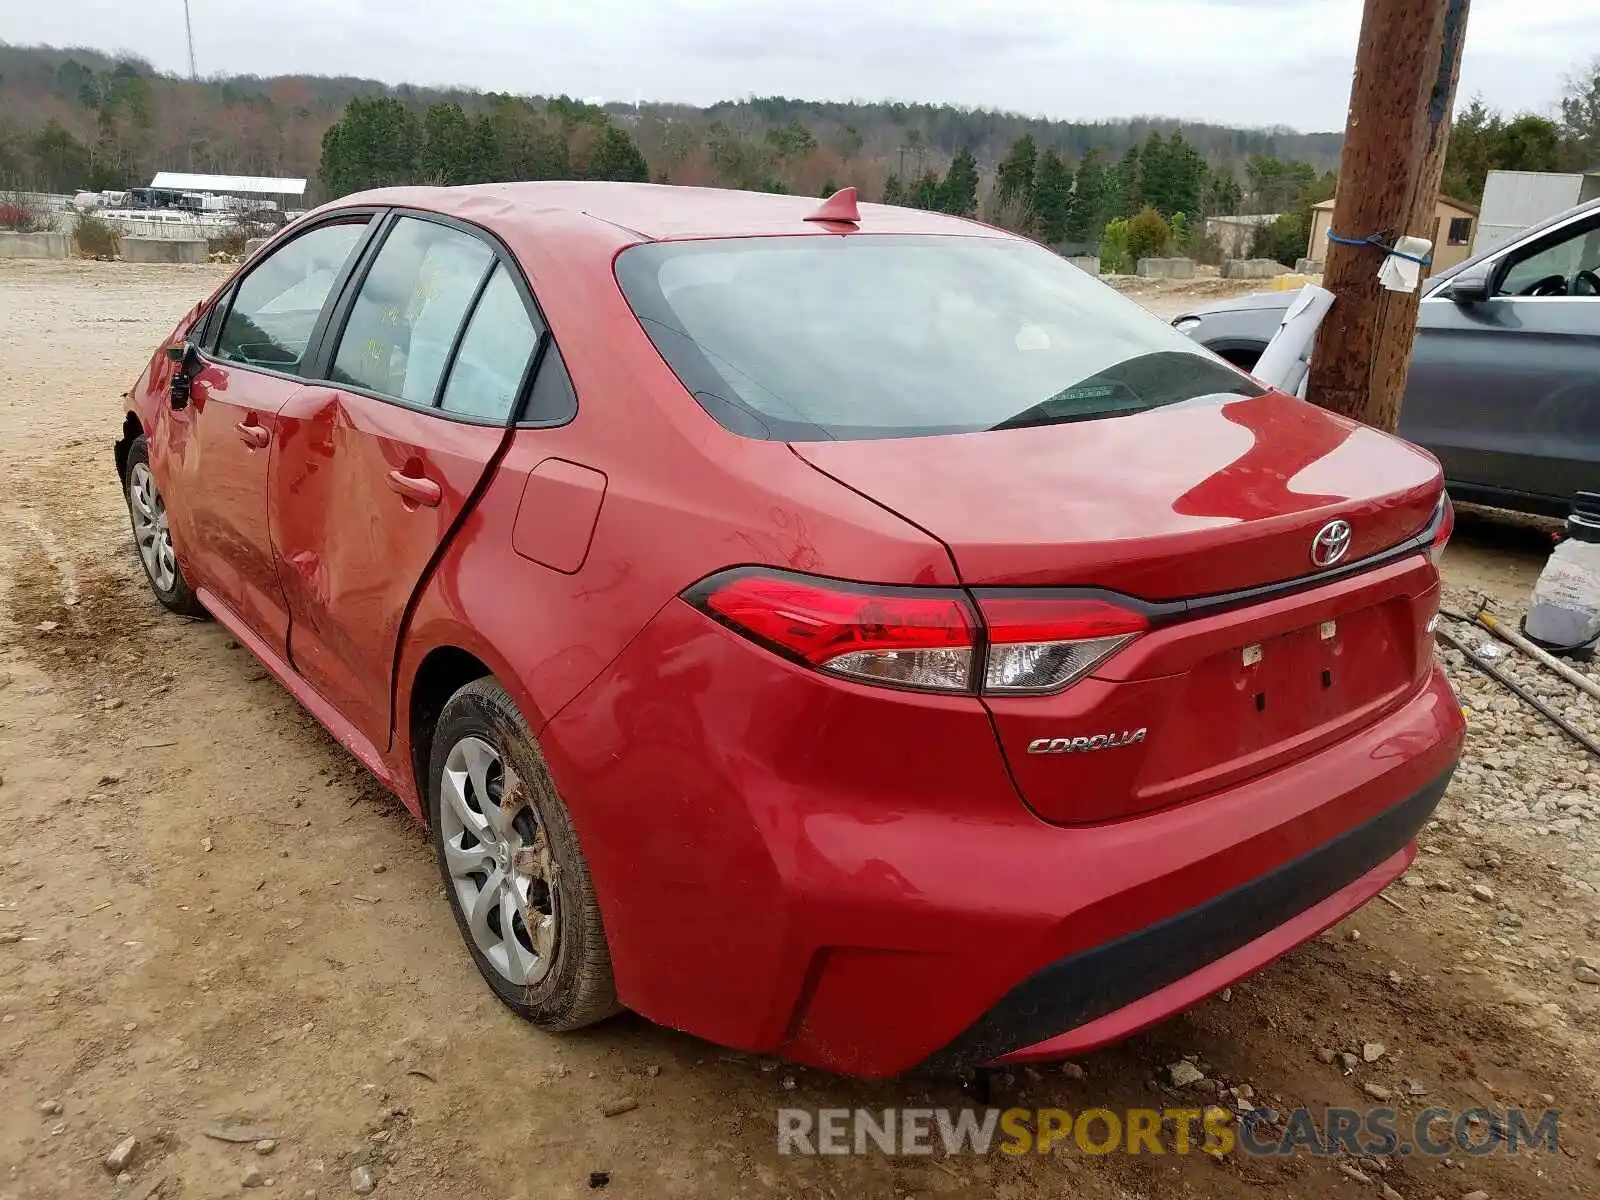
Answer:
[777,1106,1560,1158]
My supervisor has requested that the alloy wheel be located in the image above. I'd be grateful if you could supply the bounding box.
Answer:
[128,462,177,594]
[439,735,558,986]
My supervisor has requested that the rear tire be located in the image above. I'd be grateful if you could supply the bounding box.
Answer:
[123,435,206,617]
[427,677,619,1031]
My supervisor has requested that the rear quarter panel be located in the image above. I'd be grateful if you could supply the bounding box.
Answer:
[393,209,956,807]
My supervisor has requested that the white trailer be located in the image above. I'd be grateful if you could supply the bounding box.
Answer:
[1473,170,1600,257]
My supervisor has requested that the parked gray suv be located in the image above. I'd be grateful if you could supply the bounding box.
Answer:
[1173,198,1600,518]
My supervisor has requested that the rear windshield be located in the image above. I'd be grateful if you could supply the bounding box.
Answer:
[615,234,1260,441]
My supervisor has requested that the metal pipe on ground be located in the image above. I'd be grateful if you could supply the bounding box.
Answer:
[1435,625,1600,759]
[1468,608,1600,705]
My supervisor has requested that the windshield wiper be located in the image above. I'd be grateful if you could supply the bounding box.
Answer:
[990,391,1148,432]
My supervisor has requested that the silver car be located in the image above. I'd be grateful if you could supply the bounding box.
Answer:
[1173,198,1600,518]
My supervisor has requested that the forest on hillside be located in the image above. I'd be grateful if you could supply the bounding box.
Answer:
[0,41,1345,200]
[3,41,1598,267]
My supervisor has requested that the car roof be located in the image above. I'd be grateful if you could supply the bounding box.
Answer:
[331,181,995,243]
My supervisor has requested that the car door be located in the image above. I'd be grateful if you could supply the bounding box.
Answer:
[1401,210,1600,510]
[164,215,375,654]
[269,214,544,749]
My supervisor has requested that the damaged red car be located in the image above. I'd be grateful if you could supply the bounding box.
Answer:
[116,183,1464,1077]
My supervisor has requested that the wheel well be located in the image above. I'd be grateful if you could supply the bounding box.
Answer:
[114,412,144,482]
[1213,345,1263,372]
[408,646,493,817]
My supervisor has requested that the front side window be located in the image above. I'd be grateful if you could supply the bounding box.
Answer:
[331,217,494,405]
[439,264,542,422]
[1498,217,1600,297]
[215,218,369,371]
[615,234,1260,441]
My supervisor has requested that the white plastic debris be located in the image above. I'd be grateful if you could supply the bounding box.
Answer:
[1252,284,1334,396]
[1378,236,1433,293]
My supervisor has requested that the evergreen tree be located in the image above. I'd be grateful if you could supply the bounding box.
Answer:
[468,114,503,182]
[319,96,421,198]
[1244,156,1317,213]
[910,169,942,210]
[882,174,906,205]
[995,134,1038,209]
[1204,166,1243,216]
[1031,149,1074,244]
[764,120,818,163]
[1443,97,1562,200]
[937,147,979,216]
[1138,132,1171,215]
[1107,143,1143,219]
[29,119,92,193]
[588,124,649,182]
[419,102,474,185]
[1161,132,1207,219]
[1068,149,1106,242]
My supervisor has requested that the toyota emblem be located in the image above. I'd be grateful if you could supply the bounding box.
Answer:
[1311,519,1353,568]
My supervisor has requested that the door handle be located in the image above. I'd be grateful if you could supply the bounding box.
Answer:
[235,421,270,449]
[386,469,442,507]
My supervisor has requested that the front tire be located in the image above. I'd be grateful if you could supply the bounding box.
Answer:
[123,435,205,617]
[427,677,619,1031]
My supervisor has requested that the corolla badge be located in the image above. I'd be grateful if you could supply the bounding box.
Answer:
[1311,519,1352,568]
[1027,729,1148,755]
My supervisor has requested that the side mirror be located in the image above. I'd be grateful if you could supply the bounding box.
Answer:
[1443,262,1493,304]
[166,342,196,410]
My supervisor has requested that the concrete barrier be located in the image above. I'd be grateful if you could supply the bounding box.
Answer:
[0,231,70,260]
[1296,257,1324,275]
[1065,255,1101,276]
[1222,258,1292,280]
[1135,257,1196,280]
[122,237,210,264]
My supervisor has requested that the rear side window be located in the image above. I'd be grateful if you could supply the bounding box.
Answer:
[439,264,542,421]
[331,217,493,405]
[215,219,368,372]
[615,234,1260,441]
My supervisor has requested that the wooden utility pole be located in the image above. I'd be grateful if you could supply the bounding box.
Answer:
[1306,0,1471,432]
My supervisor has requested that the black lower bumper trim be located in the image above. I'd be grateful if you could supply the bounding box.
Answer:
[924,768,1453,1071]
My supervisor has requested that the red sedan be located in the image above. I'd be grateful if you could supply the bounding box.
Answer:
[116,183,1464,1077]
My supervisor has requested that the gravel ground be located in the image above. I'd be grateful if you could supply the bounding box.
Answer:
[1,260,1598,1200]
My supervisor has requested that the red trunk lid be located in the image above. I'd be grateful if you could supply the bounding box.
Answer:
[790,391,1441,598]
[792,392,1447,824]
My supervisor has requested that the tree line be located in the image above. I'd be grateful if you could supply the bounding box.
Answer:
[318,95,649,197]
[3,40,1599,269]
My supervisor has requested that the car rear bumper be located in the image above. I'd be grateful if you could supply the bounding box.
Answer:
[954,779,1439,1068]
[988,842,1415,1065]
[546,603,1464,1078]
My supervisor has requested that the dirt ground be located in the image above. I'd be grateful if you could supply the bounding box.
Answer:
[2,259,1599,1200]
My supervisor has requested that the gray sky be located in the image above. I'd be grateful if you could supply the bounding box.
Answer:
[3,0,1594,131]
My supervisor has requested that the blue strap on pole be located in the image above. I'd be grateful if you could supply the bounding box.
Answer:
[1326,229,1432,266]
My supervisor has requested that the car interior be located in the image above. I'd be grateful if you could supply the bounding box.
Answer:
[1497,215,1600,296]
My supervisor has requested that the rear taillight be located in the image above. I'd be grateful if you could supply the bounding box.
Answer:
[1428,493,1454,565]
[693,570,977,692]
[687,570,1147,695]
[978,595,1148,693]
